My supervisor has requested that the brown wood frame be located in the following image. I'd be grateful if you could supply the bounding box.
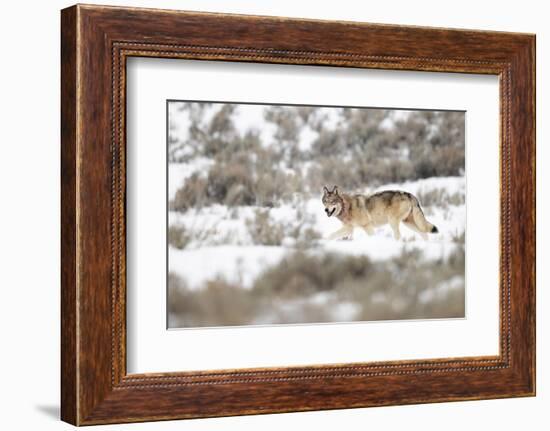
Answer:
[61,4,536,426]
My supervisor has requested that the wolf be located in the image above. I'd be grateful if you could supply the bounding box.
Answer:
[322,185,438,240]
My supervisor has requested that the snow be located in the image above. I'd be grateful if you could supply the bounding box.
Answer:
[232,104,278,148]
[169,176,465,291]
[250,293,361,324]
[317,236,459,261]
[298,126,318,151]
[169,245,288,290]
[330,302,362,321]
[393,110,413,122]
[167,102,190,144]
[319,107,341,130]
[373,176,465,197]
[418,275,464,304]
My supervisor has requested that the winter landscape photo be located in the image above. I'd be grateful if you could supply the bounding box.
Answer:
[167,101,466,328]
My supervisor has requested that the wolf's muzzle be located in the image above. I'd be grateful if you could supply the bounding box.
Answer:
[325,208,336,217]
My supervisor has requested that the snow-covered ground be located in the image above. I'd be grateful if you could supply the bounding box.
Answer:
[169,175,465,291]
[169,245,288,290]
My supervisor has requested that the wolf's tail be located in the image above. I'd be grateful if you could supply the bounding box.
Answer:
[411,200,438,233]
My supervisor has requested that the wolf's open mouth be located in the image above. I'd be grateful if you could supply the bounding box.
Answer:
[327,208,336,217]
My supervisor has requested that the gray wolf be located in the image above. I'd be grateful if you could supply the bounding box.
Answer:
[322,185,438,240]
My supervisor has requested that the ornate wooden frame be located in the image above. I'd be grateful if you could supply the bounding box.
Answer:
[61,4,535,426]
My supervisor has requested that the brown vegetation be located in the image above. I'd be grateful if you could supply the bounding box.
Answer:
[169,103,465,210]
[168,247,465,327]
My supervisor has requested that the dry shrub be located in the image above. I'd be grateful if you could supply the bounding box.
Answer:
[246,208,321,247]
[171,174,208,212]
[432,145,465,176]
[171,105,465,202]
[246,209,285,246]
[253,252,373,299]
[447,191,465,206]
[168,273,263,327]
[167,225,191,249]
[171,162,255,211]
[337,247,465,321]
[411,145,464,179]
[307,110,464,187]
[310,128,347,157]
[168,246,465,328]
[359,159,416,185]
[172,157,304,212]
[451,231,466,244]
[307,158,363,191]
[284,206,322,248]
[416,188,465,208]
[293,226,321,249]
[308,157,418,192]
[253,170,293,207]
[207,162,255,206]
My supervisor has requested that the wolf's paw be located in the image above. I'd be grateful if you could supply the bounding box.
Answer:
[340,235,353,241]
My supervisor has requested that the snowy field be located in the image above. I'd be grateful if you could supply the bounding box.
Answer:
[168,173,466,328]
[169,174,465,290]
[167,102,466,328]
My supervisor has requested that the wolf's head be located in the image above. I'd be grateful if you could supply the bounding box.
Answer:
[322,186,343,217]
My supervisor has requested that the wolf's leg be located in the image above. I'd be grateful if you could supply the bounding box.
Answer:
[362,225,374,236]
[403,221,428,240]
[328,225,353,240]
[389,219,401,240]
[342,229,354,241]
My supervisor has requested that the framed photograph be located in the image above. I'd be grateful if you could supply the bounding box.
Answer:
[61,4,535,425]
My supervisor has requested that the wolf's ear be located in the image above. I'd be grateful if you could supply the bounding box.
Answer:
[332,185,338,195]
[323,186,330,194]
